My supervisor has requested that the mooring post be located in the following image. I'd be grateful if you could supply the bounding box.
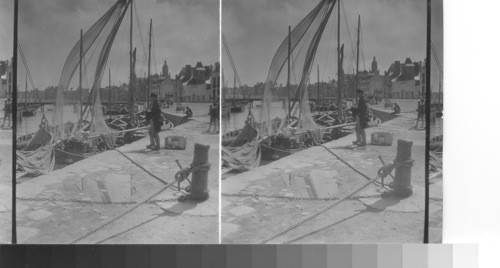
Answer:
[189,143,210,201]
[392,139,413,197]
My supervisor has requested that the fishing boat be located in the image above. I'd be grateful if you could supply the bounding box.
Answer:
[222,0,386,171]
[17,0,158,176]
[21,107,36,117]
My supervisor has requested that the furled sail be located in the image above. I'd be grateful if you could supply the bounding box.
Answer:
[222,0,337,172]
[259,0,337,141]
[52,0,130,142]
[17,0,130,175]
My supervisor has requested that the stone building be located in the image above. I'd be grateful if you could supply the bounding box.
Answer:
[0,59,13,98]
[357,57,390,99]
[386,57,423,99]
[150,60,177,101]
[178,61,219,103]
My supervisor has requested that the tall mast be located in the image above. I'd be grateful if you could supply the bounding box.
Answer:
[233,74,236,105]
[129,0,135,122]
[108,68,111,118]
[221,68,225,104]
[79,28,83,118]
[354,14,360,105]
[147,18,152,109]
[317,65,320,115]
[438,75,441,105]
[286,25,292,120]
[337,0,343,119]
[108,68,111,103]
[25,72,27,109]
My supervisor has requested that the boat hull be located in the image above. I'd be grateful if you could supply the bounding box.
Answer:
[260,143,300,161]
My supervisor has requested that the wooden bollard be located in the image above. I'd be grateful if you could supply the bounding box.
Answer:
[189,143,210,201]
[392,139,413,198]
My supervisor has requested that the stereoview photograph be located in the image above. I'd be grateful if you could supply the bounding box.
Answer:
[15,0,220,244]
[221,0,432,243]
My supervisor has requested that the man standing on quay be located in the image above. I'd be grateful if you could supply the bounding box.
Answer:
[415,98,425,129]
[352,90,368,147]
[146,93,163,150]
[1,98,12,128]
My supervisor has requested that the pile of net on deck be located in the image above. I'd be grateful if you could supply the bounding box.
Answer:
[16,0,129,175]
[222,0,337,172]
[222,112,261,173]
[51,0,130,149]
[16,118,55,176]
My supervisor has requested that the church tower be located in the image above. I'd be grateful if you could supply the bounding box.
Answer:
[371,57,378,74]
[162,60,169,78]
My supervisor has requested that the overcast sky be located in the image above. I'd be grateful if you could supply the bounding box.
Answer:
[222,0,430,88]
[431,0,443,92]
[0,1,14,62]
[17,0,219,91]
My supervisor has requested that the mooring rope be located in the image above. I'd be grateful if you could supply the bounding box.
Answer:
[257,145,412,243]
[69,178,179,244]
[320,145,390,190]
[115,149,166,184]
[257,172,386,244]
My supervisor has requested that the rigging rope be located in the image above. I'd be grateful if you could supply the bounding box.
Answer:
[360,24,367,71]
[111,23,128,88]
[321,11,335,80]
[341,0,357,72]
[133,0,149,68]
[17,41,37,92]
[152,28,158,75]
[430,40,443,78]
[222,33,243,88]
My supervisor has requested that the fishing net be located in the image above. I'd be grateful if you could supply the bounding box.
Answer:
[222,0,337,172]
[259,0,337,142]
[52,0,130,148]
[17,117,55,176]
[221,115,261,172]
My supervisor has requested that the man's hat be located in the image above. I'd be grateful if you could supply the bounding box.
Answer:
[150,92,157,97]
[356,89,364,94]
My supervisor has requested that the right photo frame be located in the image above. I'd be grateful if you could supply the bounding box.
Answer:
[220,0,441,244]
[428,0,443,243]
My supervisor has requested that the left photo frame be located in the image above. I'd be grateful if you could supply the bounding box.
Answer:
[0,0,14,244]
[10,0,221,244]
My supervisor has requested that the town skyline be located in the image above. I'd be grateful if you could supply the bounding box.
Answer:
[17,0,219,91]
[222,0,427,88]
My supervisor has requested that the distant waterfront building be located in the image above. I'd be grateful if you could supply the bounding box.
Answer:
[386,57,423,99]
[178,61,219,103]
[209,62,220,103]
[371,56,378,75]
[150,60,176,101]
[357,57,390,98]
[0,59,13,98]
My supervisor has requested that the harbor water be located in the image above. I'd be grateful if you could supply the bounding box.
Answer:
[17,102,213,137]
[221,101,288,134]
[222,98,422,134]
[17,105,74,137]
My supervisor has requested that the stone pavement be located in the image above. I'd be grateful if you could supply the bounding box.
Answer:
[222,111,429,243]
[0,125,12,244]
[16,115,219,244]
